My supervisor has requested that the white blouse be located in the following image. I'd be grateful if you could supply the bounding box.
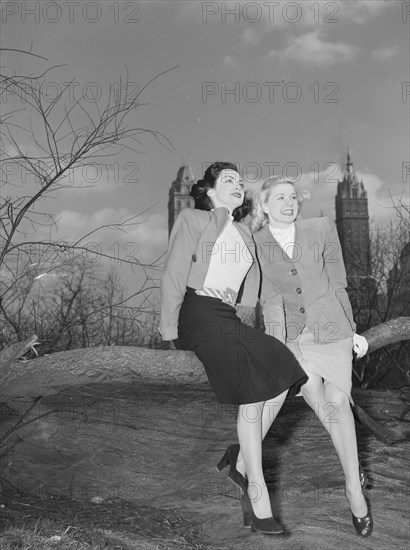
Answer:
[203,216,253,293]
[269,223,296,258]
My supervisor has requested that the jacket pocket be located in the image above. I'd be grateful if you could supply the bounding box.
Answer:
[306,293,351,343]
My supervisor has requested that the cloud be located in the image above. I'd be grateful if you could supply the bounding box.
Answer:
[241,27,263,46]
[266,28,357,67]
[238,4,328,47]
[245,167,408,227]
[355,171,409,225]
[371,46,400,61]
[237,1,394,47]
[52,208,131,238]
[24,207,167,267]
[297,168,407,226]
[223,55,239,67]
[177,1,203,22]
[125,212,168,263]
[340,0,395,24]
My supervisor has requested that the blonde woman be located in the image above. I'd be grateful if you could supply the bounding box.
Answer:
[250,176,372,538]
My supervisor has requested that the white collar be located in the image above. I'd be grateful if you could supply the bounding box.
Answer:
[269,223,295,234]
[211,208,234,221]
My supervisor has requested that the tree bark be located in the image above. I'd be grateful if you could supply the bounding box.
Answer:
[1,317,409,407]
[0,335,39,370]
[352,402,409,443]
[361,316,410,352]
[0,345,206,399]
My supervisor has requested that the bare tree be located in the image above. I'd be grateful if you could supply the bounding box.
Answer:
[349,200,410,388]
[0,48,177,349]
[0,251,160,355]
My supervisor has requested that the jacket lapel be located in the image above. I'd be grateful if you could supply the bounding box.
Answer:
[199,208,257,263]
[261,223,302,262]
[258,224,299,267]
[235,222,256,262]
[291,223,298,261]
[259,223,277,247]
[213,207,230,235]
[293,220,309,262]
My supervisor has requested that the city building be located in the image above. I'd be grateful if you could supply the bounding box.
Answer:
[335,149,371,279]
[335,150,374,323]
[168,165,195,235]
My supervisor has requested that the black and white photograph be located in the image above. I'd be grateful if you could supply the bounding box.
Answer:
[1,1,409,549]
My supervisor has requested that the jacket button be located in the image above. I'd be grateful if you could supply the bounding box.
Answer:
[291,269,297,275]
[296,287,302,294]
[192,254,197,262]
[300,307,305,313]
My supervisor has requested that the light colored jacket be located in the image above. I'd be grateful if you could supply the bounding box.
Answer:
[253,217,355,344]
[160,207,260,341]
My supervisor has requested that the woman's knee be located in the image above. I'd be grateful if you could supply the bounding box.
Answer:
[238,401,264,423]
[325,386,351,413]
[266,390,287,407]
[301,376,324,403]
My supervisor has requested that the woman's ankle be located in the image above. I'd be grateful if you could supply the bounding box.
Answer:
[345,485,367,516]
[236,454,246,478]
[246,482,272,517]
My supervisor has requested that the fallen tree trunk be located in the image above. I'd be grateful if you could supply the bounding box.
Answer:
[353,316,410,443]
[352,402,409,444]
[361,316,410,353]
[0,335,39,369]
[0,345,207,399]
[2,318,409,398]
[1,318,409,444]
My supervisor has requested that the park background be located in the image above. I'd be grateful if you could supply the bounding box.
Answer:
[1,0,409,383]
[1,3,409,548]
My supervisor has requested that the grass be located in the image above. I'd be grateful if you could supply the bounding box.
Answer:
[0,495,219,550]
[1,522,169,549]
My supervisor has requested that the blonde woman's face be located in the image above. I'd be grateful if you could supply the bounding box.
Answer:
[263,183,299,228]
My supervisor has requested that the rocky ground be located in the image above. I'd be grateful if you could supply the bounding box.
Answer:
[1,380,409,549]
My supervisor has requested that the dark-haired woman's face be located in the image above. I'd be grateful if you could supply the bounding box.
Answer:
[207,169,244,212]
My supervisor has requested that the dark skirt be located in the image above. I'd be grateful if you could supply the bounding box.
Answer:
[178,288,307,405]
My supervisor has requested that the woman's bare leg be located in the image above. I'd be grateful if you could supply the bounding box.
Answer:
[236,390,288,479]
[324,382,367,517]
[237,401,269,518]
[301,374,367,517]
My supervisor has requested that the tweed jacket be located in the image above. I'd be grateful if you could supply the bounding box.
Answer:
[159,207,260,341]
[253,216,355,345]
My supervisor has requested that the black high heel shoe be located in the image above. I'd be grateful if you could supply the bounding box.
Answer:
[359,463,368,489]
[348,491,373,538]
[216,444,248,493]
[240,491,284,535]
[352,503,373,537]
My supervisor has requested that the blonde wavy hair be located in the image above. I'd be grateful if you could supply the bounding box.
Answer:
[249,175,310,232]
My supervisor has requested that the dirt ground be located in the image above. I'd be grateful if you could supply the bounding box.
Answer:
[1,381,409,550]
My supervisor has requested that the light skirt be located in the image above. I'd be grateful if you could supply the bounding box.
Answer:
[287,328,354,402]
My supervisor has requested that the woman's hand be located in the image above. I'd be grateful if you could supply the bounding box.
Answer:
[353,333,369,358]
[171,338,181,350]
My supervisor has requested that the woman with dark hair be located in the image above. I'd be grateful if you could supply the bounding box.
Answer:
[251,176,373,538]
[160,162,307,535]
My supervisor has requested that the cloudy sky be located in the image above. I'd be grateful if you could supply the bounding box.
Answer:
[2,0,409,289]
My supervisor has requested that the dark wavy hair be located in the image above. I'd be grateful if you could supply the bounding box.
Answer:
[190,161,252,222]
